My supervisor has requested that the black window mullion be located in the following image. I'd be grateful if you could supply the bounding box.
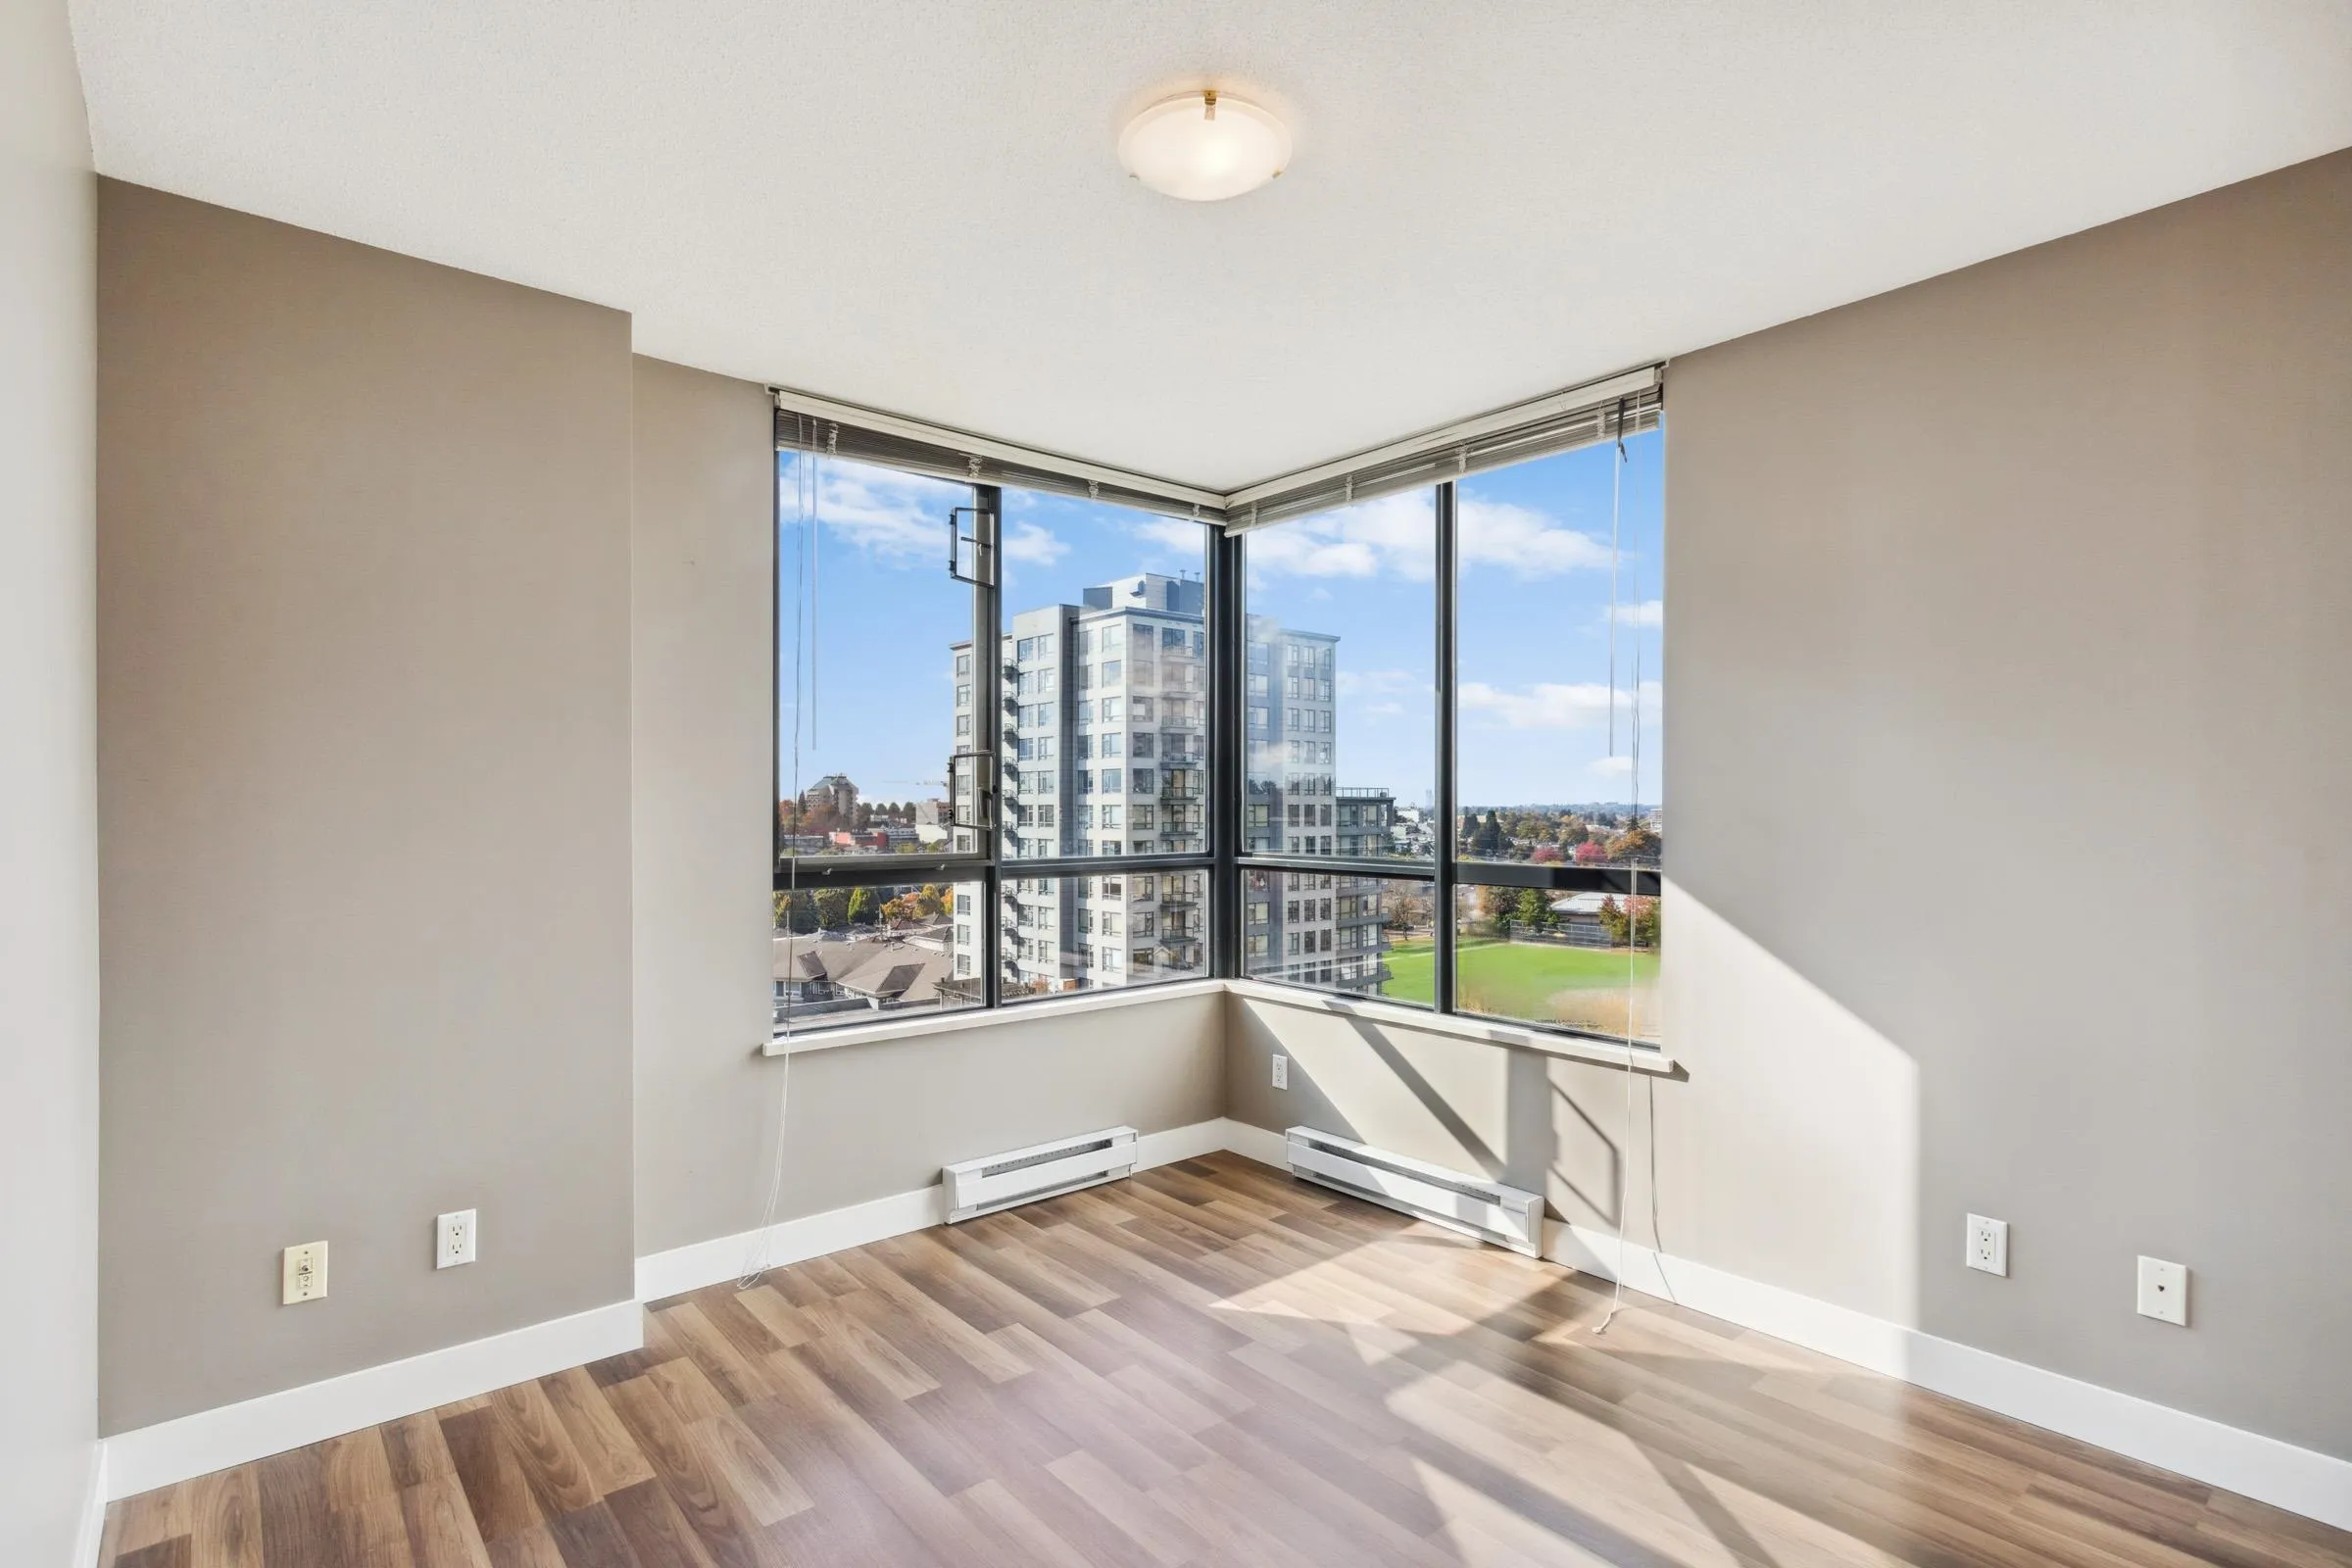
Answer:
[1434,480,1459,1015]
[971,484,1003,1007]
[1210,525,1244,978]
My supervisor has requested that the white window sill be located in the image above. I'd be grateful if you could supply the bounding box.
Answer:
[761,975,1675,1074]
[1222,980,1677,1073]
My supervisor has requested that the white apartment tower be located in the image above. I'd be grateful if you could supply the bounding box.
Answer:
[952,573,1209,996]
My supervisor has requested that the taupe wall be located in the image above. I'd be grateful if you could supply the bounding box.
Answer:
[97,183,638,1433]
[1,0,102,1556]
[627,355,1227,1251]
[1231,147,2352,1461]
[629,356,777,1255]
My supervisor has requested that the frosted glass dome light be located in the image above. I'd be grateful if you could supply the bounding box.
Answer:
[1118,89,1291,202]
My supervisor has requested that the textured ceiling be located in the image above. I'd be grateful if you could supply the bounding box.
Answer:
[69,1,2352,488]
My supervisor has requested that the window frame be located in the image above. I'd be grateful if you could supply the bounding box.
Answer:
[773,471,1223,1039]
[769,426,1661,1053]
[1222,474,1663,1051]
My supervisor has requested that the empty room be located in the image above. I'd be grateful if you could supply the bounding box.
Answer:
[8,3,2352,1564]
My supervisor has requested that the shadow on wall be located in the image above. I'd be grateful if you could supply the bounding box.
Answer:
[1228,879,1925,1333]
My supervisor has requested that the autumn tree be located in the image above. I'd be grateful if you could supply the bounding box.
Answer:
[814,887,850,929]
[775,889,818,934]
[1605,825,1662,863]
[848,886,880,925]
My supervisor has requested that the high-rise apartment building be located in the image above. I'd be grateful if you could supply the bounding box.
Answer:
[948,571,1394,999]
[952,573,1210,996]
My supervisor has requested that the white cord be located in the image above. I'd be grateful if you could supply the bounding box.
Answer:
[1595,428,1638,1335]
[738,1048,793,1287]
[745,443,815,1288]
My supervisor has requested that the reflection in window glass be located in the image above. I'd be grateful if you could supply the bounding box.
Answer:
[1454,434,1663,872]
[772,880,983,1035]
[1002,871,1209,999]
[1243,871,1433,1004]
[1450,882,1660,1043]
[1241,492,1435,860]
[997,492,1211,862]
[777,453,975,863]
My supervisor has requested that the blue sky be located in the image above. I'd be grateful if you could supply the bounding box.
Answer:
[778,429,1663,811]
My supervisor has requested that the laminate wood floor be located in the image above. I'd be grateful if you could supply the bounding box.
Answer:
[101,1152,2351,1567]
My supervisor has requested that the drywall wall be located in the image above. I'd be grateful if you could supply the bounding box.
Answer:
[1,1,102,1559]
[97,182,637,1433]
[1229,146,2352,1463]
[629,355,777,1255]
[627,354,1226,1250]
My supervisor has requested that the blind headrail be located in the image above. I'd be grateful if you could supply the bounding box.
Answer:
[774,362,1663,530]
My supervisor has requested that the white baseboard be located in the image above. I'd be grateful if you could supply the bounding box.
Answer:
[1215,1116,1292,1169]
[635,1115,1239,1304]
[75,1441,107,1567]
[1545,1219,2352,1534]
[100,1299,641,1502]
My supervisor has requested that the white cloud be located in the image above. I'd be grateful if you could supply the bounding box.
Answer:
[1589,755,1635,777]
[783,456,964,564]
[1002,521,1068,565]
[1613,599,1664,629]
[1236,491,1619,583]
[1458,678,1660,730]
[1363,701,1407,718]
[1457,498,1614,575]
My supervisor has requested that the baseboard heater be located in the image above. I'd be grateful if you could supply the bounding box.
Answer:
[1285,1126,1543,1255]
[943,1125,1139,1223]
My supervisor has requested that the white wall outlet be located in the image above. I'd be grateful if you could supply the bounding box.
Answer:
[2136,1255,2188,1325]
[282,1241,328,1304]
[436,1208,477,1269]
[1271,1053,1289,1090]
[1965,1213,2008,1276]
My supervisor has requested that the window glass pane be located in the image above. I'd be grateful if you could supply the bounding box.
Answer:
[776,453,976,863]
[998,491,1211,859]
[1243,870,1433,1004]
[1450,881,1661,1043]
[771,879,983,1035]
[1002,870,1209,997]
[1454,433,1663,871]
[1241,492,1436,860]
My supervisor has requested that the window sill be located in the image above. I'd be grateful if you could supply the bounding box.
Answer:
[762,977,1227,1057]
[759,975,1675,1074]
[1223,979,1679,1074]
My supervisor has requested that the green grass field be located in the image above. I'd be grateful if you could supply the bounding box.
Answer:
[1381,937,1660,1035]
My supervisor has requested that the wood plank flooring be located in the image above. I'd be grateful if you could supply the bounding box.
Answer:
[100,1152,2352,1567]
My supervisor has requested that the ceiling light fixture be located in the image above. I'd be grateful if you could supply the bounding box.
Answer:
[1118,89,1290,202]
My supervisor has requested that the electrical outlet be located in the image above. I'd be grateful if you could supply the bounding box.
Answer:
[2136,1255,2188,1326]
[1965,1213,2008,1276]
[282,1241,328,1304]
[1271,1054,1289,1090]
[436,1208,477,1269]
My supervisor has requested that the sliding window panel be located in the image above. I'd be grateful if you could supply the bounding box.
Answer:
[1240,490,1437,862]
[998,489,1212,861]
[1001,869,1210,999]
[1452,433,1663,873]
[1242,870,1435,1004]
[771,878,985,1037]
[777,452,981,866]
[1450,878,1660,1044]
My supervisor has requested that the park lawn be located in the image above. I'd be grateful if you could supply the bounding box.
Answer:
[1382,937,1659,1022]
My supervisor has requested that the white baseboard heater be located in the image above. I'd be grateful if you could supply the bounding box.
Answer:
[943,1125,1139,1223]
[1285,1126,1544,1255]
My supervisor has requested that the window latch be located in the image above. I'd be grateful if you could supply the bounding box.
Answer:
[949,507,995,585]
